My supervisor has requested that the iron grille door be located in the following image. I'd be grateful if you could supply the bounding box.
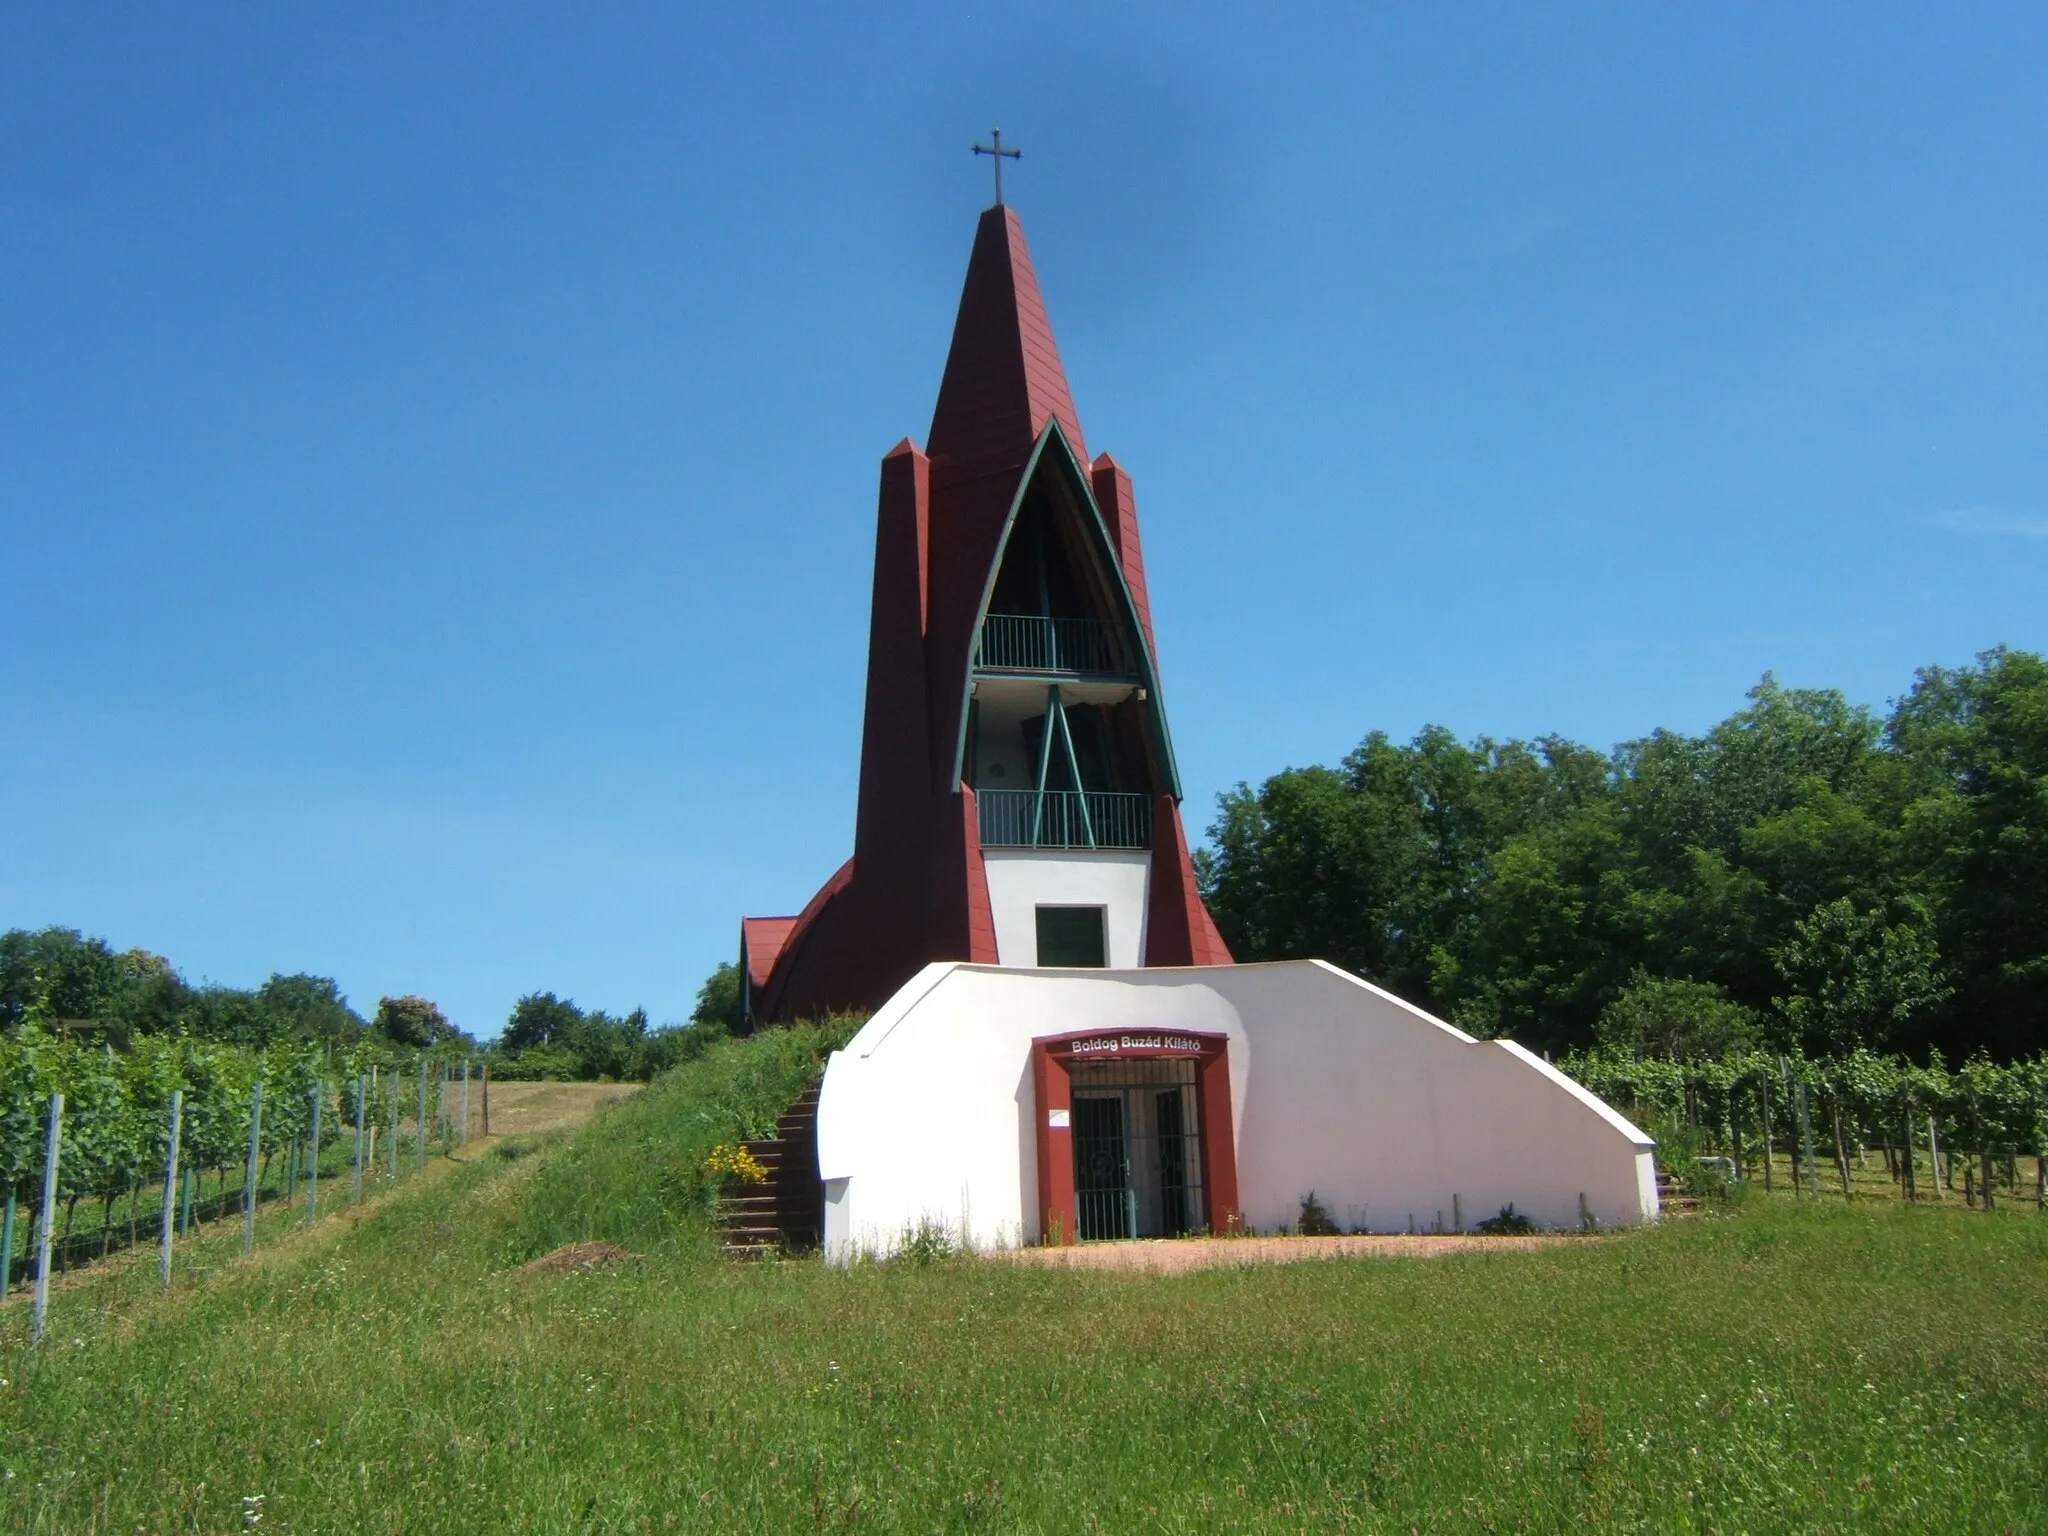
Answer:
[1072,1095,1132,1240]
[1068,1060,1206,1239]
[1156,1089,1192,1237]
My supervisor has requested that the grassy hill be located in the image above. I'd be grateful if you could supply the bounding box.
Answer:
[4,1024,2045,1533]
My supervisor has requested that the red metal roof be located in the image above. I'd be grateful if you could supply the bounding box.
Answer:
[740,916,799,992]
[927,205,1085,484]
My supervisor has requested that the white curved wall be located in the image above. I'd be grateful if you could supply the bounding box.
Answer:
[817,960,1656,1262]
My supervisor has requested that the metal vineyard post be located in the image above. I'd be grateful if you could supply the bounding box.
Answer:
[352,1073,366,1205]
[1760,1073,1774,1193]
[1,1187,15,1301]
[32,1091,62,1344]
[1795,1079,1818,1198]
[159,1089,182,1290]
[243,1080,263,1255]
[306,1083,321,1226]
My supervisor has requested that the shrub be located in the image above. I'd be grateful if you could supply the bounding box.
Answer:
[1297,1190,1341,1236]
[1476,1203,1536,1235]
[897,1217,959,1266]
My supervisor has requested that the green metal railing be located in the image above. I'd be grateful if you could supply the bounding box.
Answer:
[978,789,1152,849]
[976,614,1131,675]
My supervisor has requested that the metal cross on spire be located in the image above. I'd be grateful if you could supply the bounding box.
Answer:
[972,128,1021,205]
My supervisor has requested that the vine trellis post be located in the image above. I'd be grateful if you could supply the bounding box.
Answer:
[32,1091,63,1344]
[352,1073,367,1205]
[242,1080,263,1255]
[159,1089,182,1290]
[306,1083,321,1227]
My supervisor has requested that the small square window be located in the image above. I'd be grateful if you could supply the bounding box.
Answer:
[1036,905,1106,967]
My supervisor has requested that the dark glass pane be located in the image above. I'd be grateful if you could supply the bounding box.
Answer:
[1036,906,1106,967]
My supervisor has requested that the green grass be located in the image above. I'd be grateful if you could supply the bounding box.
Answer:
[3,1028,2045,1533]
[507,1015,859,1264]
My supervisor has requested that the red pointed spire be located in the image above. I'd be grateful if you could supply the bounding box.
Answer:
[927,206,1085,482]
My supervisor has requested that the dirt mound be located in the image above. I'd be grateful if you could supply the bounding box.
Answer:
[518,1241,635,1276]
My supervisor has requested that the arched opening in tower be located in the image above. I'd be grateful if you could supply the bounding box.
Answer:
[963,450,1171,852]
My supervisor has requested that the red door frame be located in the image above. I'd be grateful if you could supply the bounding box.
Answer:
[1031,1028,1238,1244]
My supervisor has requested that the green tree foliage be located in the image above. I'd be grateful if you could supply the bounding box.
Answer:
[502,992,582,1051]
[373,995,456,1049]
[0,928,384,1052]
[1596,973,1761,1061]
[258,974,367,1044]
[1771,898,1950,1057]
[0,928,135,1031]
[1889,647,2048,1058]
[493,993,688,1082]
[691,962,743,1035]
[1205,653,2047,1060]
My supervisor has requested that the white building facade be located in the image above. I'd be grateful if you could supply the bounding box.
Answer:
[817,958,1659,1261]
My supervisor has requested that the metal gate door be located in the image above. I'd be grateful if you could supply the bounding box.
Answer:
[1072,1096,1131,1240]
[1070,1059,1204,1239]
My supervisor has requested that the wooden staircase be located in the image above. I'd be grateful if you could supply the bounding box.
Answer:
[1655,1166,1701,1218]
[714,1083,823,1257]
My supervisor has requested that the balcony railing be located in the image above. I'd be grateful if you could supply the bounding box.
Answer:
[975,614,1132,676]
[978,789,1153,850]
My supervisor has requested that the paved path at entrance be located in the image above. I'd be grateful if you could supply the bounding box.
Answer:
[985,1232,1576,1274]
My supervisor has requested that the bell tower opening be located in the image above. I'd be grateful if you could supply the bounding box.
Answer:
[964,436,1173,857]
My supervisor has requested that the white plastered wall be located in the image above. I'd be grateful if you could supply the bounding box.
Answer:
[981,850,1150,966]
[817,960,1657,1262]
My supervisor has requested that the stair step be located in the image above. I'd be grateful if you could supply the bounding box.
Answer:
[713,1077,827,1260]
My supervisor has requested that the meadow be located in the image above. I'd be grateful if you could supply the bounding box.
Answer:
[2,1029,2044,1534]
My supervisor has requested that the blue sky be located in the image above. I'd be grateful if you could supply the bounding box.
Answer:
[4,5,2043,1036]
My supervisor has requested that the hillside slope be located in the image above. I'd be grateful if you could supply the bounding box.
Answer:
[4,1023,2045,1533]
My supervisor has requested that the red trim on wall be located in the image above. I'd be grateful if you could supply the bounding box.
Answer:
[1031,1044,1075,1245]
[1197,1049,1240,1233]
[1145,797,1235,968]
[1089,454,1157,660]
[1028,1029,1238,1244]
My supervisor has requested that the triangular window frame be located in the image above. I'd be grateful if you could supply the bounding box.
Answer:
[949,420,1182,800]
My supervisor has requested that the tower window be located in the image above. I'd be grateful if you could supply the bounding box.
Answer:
[1036,905,1107,968]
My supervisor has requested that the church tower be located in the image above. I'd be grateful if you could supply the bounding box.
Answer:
[740,199,1231,1028]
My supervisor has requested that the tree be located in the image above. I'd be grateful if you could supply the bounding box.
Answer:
[258,974,366,1045]
[374,995,454,1048]
[691,963,743,1035]
[1771,898,1950,1057]
[1891,647,2048,1058]
[1595,972,1761,1061]
[181,986,287,1048]
[502,992,583,1052]
[565,1006,645,1081]
[0,927,126,1031]
[1196,656,2047,1061]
